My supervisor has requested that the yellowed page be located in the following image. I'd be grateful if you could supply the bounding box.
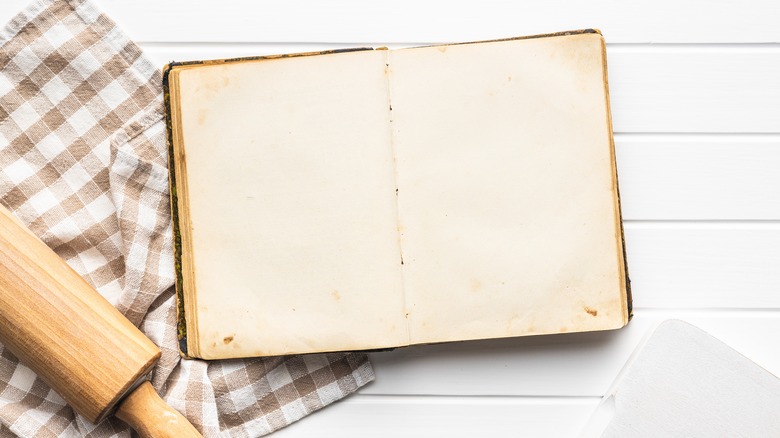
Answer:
[175,50,408,358]
[389,33,627,345]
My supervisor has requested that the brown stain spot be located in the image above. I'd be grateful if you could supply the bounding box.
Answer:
[559,327,568,332]
[507,75,512,81]
[201,71,231,95]
[506,314,521,333]
[470,279,482,293]
[196,109,207,125]
[223,335,234,344]
[437,46,447,53]
[331,289,341,301]
[584,307,598,317]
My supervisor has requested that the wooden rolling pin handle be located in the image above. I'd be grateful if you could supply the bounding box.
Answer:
[115,381,202,438]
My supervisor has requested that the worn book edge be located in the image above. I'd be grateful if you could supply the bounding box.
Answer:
[598,34,633,322]
[162,28,632,359]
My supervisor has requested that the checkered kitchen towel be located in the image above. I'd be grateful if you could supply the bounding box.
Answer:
[0,0,373,436]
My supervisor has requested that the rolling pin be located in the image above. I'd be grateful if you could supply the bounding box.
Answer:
[0,204,200,437]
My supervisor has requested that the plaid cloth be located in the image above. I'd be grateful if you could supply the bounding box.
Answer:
[0,0,374,436]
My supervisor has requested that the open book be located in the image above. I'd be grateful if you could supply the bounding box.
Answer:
[164,29,631,360]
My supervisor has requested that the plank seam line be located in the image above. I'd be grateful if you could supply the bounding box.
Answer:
[137,41,780,50]
[623,220,780,230]
[634,308,780,314]
[349,394,602,401]
[613,133,780,140]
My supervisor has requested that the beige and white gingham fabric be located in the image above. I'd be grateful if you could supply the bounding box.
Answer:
[0,0,374,436]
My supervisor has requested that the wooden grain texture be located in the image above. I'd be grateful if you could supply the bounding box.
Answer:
[115,381,202,438]
[0,206,160,423]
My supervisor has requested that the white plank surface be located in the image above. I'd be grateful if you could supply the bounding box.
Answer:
[606,49,780,133]
[364,311,780,396]
[615,135,780,220]
[624,226,780,308]
[2,0,780,436]
[274,395,600,438]
[54,1,780,44]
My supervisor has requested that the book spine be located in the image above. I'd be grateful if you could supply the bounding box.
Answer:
[161,64,191,358]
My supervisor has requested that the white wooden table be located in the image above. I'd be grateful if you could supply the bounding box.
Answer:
[3,1,779,436]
